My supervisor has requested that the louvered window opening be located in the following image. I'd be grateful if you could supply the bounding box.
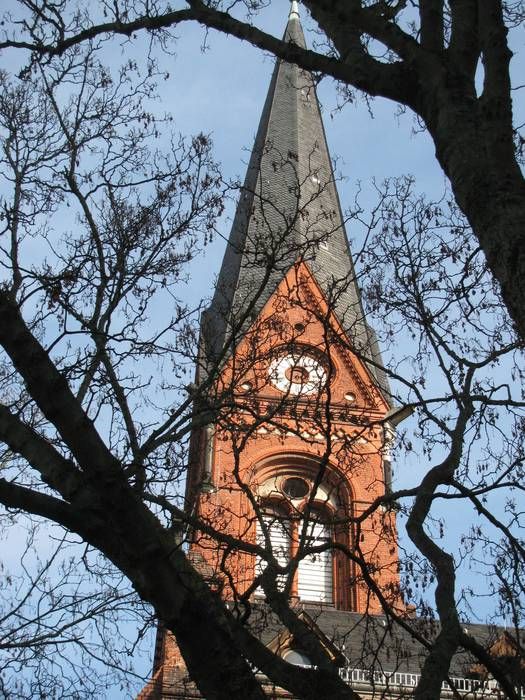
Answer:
[297,520,333,603]
[255,510,333,603]
[255,510,291,592]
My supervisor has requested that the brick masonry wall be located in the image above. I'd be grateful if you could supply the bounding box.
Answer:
[189,263,401,615]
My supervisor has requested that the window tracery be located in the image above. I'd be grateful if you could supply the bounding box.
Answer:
[254,467,347,605]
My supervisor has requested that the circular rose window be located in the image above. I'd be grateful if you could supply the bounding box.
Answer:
[268,349,327,395]
[282,477,310,499]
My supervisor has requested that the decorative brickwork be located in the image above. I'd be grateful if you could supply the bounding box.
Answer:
[138,5,402,698]
[187,261,399,613]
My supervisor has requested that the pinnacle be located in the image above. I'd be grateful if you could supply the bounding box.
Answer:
[289,1,300,20]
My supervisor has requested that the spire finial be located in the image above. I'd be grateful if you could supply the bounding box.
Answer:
[289,1,300,20]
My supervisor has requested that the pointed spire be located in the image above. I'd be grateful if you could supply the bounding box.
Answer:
[284,0,305,46]
[289,1,300,20]
[203,5,387,393]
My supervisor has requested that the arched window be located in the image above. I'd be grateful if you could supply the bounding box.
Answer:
[253,458,352,607]
[255,504,291,592]
[283,649,312,667]
[297,514,333,603]
[255,503,333,603]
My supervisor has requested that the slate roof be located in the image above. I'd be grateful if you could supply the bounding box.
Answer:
[201,5,390,399]
[141,604,523,699]
[244,604,513,679]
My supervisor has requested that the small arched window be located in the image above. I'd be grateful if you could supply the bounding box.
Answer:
[255,503,333,603]
[255,504,291,592]
[283,649,312,667]
[297,513,333,603]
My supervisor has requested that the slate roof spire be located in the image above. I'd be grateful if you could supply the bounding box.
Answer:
[202,3,387,390]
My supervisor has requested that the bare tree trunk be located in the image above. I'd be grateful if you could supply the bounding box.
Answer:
[423,89,525,342]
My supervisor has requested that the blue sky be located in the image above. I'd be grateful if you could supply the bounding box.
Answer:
[128,2,524,691]
[2,1,525,696]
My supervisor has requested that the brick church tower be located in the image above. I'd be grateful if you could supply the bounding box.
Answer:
[139,3,406,697]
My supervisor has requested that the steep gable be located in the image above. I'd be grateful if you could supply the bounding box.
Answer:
[220,260,391,415]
